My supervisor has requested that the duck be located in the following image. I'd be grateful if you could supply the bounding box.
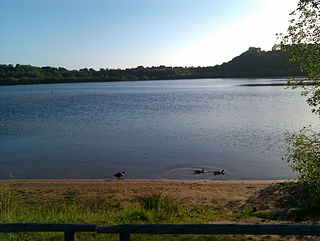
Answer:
[194,168,205,175]
[114,171,126,179]
[213,170,224,175]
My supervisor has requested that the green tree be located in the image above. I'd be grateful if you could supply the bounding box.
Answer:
[281,0,320,210]
[280,0,320,114]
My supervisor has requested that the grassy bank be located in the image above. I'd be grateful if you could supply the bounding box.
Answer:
[0,180,317,240]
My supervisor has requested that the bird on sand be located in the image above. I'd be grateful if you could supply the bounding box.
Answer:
[194,168,205,175]
[114,171,126,179]
[213,170,224,175]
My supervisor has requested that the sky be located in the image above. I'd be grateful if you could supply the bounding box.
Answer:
[0,0,299,70]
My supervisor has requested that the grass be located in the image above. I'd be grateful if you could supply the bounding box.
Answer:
[0,183,296,240]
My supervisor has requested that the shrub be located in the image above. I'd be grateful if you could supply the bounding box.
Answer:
[283,127,320,213]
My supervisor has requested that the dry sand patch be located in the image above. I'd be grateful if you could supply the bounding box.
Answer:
[1,179,293,211]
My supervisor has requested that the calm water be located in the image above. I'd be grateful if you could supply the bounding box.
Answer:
[0,78,319,180]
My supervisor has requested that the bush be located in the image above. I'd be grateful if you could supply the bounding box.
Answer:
[283,126,320,211]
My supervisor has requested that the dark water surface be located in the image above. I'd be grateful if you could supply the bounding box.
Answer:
[1,78,318,180]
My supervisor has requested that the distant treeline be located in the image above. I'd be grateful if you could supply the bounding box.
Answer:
[0,47,303,85]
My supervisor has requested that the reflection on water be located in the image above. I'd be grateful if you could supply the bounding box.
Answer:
[0,78,318,179]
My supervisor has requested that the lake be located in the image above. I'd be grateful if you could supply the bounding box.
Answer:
[0,78,318,180]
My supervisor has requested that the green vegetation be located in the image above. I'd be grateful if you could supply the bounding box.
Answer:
[0,183,284,241]
[280,0,320,115]
[284,128,320,198]
[283,127,320,215]
[281,0,320,214]
[0,47,302,85]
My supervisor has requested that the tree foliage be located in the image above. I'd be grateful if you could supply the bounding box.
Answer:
[0,48,302,85]
[283,127,320,199]
[281,0,320,208]
[280,0,320,114]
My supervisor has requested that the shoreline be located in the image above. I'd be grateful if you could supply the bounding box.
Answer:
[0,179,291,181]
[0,179,295,212]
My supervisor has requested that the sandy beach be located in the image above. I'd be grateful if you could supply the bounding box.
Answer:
[1,179,299,214]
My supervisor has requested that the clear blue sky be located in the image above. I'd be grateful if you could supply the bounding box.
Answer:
[0,0,298,70]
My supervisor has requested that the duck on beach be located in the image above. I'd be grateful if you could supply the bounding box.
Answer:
[194,168,205,175]
[114,171,126,179]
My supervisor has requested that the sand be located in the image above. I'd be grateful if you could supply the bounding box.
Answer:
[1,179,298,212]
